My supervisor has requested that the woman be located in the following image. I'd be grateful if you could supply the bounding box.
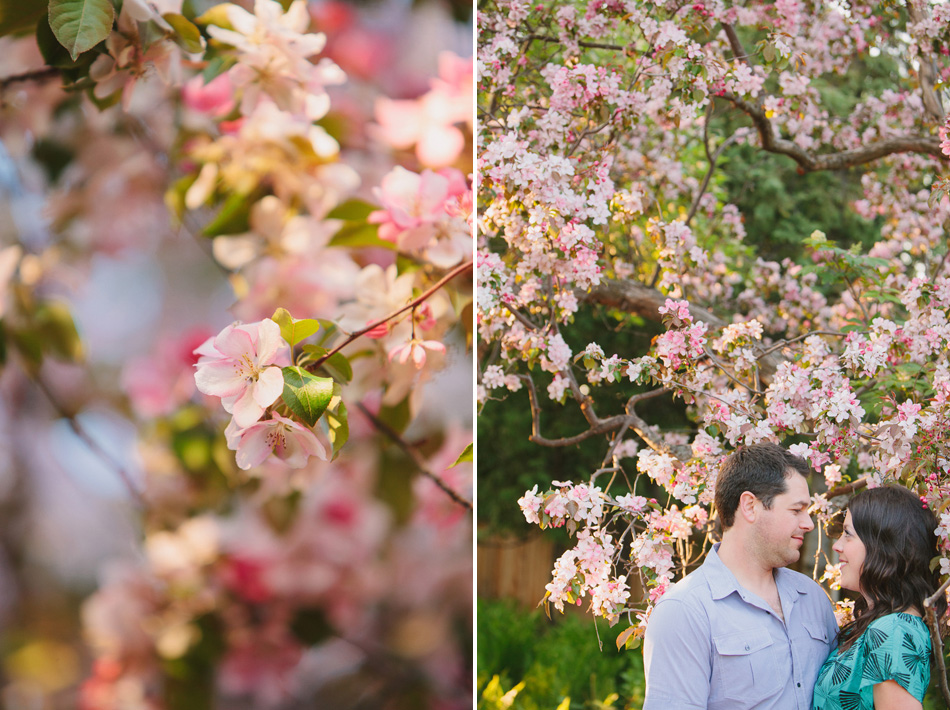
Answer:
[813,485,946,710]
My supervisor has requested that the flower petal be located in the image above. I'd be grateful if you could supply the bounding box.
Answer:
[195,360,248,398]
[233,423,272,470]
[255,318,288,365]
[230,388,266,428]
[253,366,285,408]
[214,323,256,359]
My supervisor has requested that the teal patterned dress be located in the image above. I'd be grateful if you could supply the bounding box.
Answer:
[812,612,931,710]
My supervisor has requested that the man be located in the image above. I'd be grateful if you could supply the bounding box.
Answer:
[643,442,839,710]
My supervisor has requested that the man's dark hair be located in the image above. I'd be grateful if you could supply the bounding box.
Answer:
[714,442,810,529]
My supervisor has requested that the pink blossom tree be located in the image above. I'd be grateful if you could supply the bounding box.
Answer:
[478,0,950,702]
[0,0,472,707]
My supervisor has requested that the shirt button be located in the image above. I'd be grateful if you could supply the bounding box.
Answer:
[744,645,750,651]
[797,683,801,688]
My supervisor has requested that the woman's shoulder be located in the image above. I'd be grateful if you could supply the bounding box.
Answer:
[863,611,929,643]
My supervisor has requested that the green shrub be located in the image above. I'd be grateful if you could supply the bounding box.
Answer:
[477,599,645,710]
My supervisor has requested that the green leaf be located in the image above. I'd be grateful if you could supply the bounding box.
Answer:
[448,442,473,468]
[165,174,198,224]
[378,395,411,434]
[326,198,377,221]
[0,0,48,36]
[202,192,252,236]
[201,55,235,83]
[48,0,114,61]
[162,13,204,54]
[328,222,396,250]
[36,11,77,67]
[35,301,82,361]
[280,366,333,427]
[270,308,320,347]
[326,399,348,457]
[300,345,352,382]
[193,2,231,28]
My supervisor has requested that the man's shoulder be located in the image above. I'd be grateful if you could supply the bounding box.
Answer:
[654,565,711,608]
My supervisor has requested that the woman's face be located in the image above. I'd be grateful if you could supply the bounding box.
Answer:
[833,510,867,595]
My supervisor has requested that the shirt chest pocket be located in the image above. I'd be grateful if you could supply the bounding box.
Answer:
[713,628,783,703]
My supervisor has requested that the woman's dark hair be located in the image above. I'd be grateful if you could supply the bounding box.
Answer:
[838,485,947,651]
[715,442,811,529]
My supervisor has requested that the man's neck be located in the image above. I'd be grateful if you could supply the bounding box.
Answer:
[717,535,777,596]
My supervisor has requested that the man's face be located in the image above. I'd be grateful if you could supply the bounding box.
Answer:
[752,472,814,569]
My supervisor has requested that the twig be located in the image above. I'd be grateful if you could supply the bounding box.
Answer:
[924,576,950,707]
[525,34,629,51]
[702,347,764,396]
[685,112,740,227]
[0,67,61,91]
[755,330,854,359]
[355,403,472,511]
[31,374,145,506]
[931,247,950,283]
[311,260,472,370]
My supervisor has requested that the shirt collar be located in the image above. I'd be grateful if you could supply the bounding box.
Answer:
[704,542,812,601]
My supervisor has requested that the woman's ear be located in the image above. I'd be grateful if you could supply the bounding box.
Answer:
[737,491,758,524]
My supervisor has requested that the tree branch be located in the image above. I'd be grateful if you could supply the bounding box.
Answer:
[311,260,472,370]
[905,2,945,122]
[526,34,629,52]
[722,92,947,171]
[519,372,628,447]
[826,476,869,498]
[722,23,751,65]
[924,576,950,707]
[577,278,785,381]
[30,374,145,506]
[355,403,472,510]
[0,67,61,91]
[621,388,693,461]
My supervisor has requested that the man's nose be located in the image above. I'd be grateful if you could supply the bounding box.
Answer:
[801,513,815,532]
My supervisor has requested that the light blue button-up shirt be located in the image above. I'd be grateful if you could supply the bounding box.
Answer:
[643,543,839,710]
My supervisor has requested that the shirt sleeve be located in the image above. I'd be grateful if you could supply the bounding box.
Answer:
[858,616,930,702]
[643,598,711,710]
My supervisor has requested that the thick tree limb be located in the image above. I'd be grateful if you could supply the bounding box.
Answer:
[578,279,784,381]
[722,92,947,171]
[581,279,726,329]
[722,24,751,65]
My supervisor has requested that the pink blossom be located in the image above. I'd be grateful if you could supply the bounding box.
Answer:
[388,339,446,369]
[225,414,329,470]
[375,53,473,168]
[369,166,472,268]
[194,319,291,428]
[122,327,211,418]
[181,73,235,117]
[218,622,304,706]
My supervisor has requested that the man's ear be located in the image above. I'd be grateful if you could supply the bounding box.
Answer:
[737,491,758,524]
